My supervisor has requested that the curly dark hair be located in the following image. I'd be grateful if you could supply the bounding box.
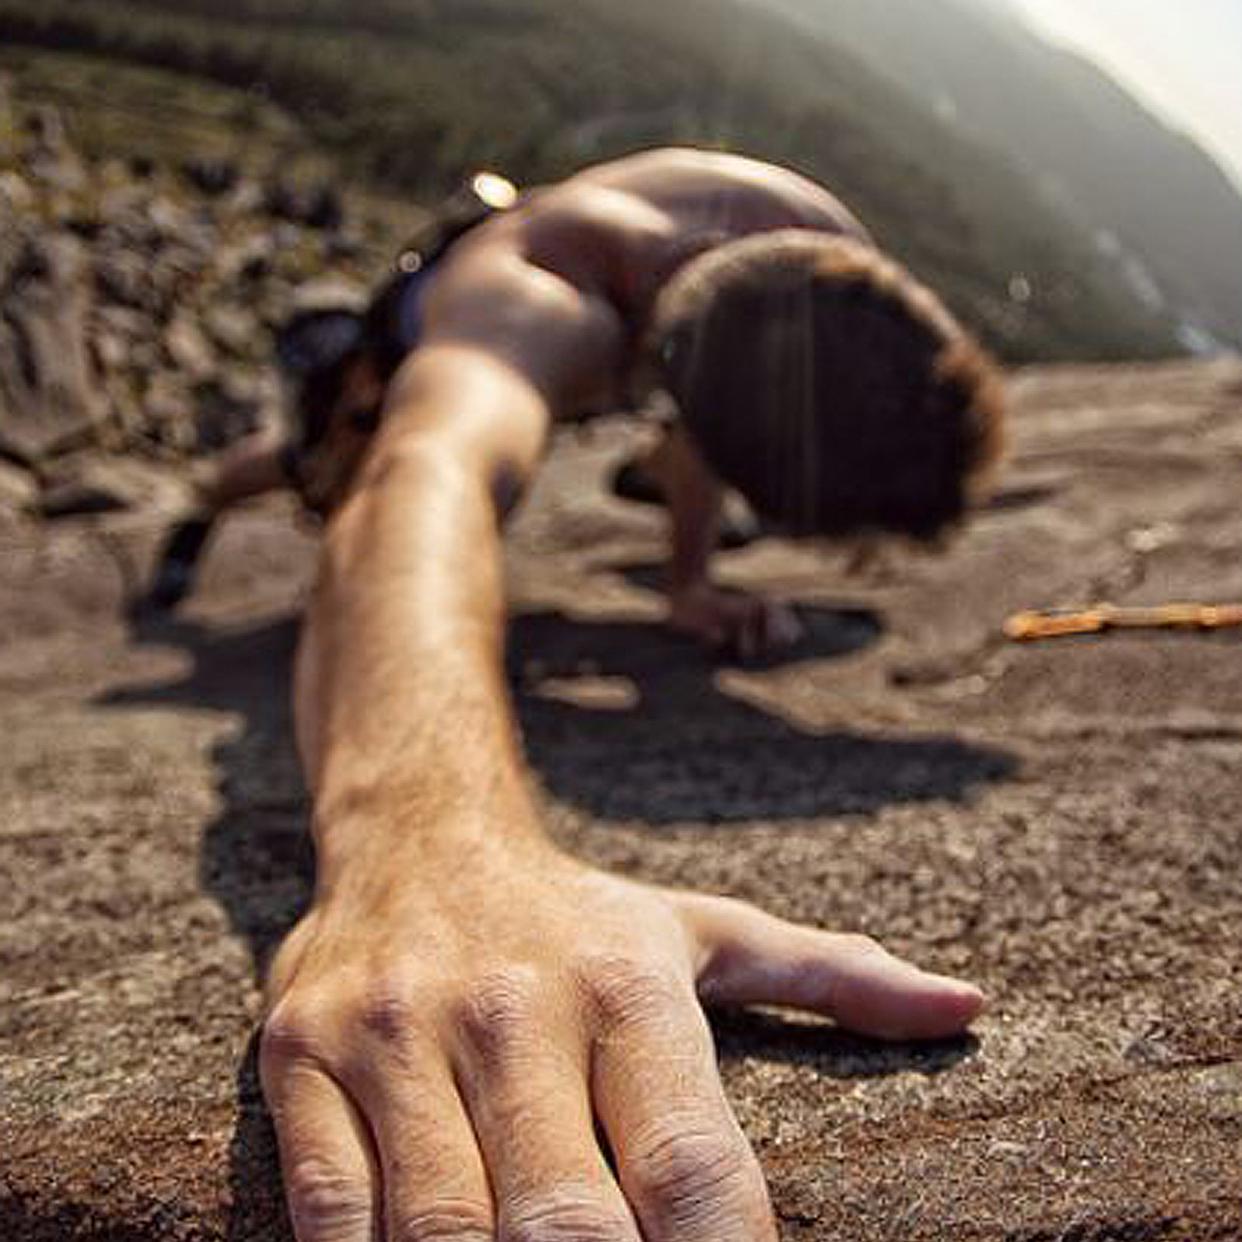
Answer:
[648,231,1006,539]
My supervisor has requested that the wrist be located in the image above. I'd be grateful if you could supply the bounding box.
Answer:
[309,795,553,910]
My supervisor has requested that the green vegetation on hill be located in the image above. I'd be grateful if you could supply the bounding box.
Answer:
[0,0,1187,361]
[1,49,309,172]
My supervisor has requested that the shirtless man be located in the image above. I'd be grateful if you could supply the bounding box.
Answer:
[256,148,1004,1242]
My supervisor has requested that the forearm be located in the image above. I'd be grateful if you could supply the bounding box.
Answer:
[658,425,804,656]
[296,361,548,896]
[653,426,724,591]
[199,431,288,512]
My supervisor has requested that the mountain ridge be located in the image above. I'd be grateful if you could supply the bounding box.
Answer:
[756,0,1242,349]
[0,0,1201,359]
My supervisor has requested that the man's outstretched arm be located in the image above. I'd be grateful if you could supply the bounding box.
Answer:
[261,298,985,1242]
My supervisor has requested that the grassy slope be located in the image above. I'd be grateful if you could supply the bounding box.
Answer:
[0,0,1186,361]
[1,48,312,172]
[0,48,426,255]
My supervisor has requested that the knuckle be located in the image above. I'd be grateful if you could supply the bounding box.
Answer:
[285,1159,372,1236]
[693,892,757,930]
[357,985,422,1046]
[392,1198,493,1241]
[265,916,318,999]
[581,955,686,1031]
[452,966,541,1065]
[261,1002,324,1064]
[839,931,883,956]
[502,1189,631,1242]
[350,962,444,1049]
[629,1122,763,1218]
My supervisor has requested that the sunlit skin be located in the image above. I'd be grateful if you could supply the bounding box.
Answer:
[259,148,987,1242]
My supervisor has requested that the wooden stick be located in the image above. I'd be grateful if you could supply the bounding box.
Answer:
[1004,603,1242,641]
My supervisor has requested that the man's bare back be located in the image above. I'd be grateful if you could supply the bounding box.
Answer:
[421,149,869,416]
[390,149,876,652]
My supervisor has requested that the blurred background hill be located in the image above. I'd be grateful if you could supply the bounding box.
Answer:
[2,0,1240,365]
[763,0,1242,356]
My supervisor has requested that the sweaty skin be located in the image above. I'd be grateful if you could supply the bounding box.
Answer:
[261,149,984,1242]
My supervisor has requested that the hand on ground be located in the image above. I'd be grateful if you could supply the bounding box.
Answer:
[261,845,984,1241]
[669,582,804,660]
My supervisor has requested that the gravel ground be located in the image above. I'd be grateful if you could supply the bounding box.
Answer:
[2,358,1241,1240]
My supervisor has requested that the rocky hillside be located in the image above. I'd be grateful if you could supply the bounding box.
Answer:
[0,0,1188,362]
[3,354,1242,1240]
[0,79,405,522]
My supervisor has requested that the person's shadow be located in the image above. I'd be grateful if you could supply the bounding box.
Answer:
[508,605,1014,824]
[104,599,1011,1240]
[105,611,308,1241]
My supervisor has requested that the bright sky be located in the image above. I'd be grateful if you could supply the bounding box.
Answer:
[1005,0,1242,193]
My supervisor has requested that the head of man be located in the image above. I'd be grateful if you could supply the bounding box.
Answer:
[648,231,1006,542]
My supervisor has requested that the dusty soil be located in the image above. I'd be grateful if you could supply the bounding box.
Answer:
[3,358,1242,1240]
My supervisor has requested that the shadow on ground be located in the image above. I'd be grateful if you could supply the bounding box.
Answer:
[98,601,1011,1238]
[103,611,308,1241]
[510,606,1015,824]
[712,1010,979,1080]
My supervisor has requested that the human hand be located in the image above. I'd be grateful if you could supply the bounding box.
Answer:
[669,581,804,660]
[261,839,984,1241]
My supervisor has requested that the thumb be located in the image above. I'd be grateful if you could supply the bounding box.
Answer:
[676,893,985,1041]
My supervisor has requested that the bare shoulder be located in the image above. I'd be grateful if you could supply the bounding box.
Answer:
[418,222,628,417]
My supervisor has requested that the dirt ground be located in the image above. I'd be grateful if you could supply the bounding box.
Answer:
[3,358,1242,1240]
